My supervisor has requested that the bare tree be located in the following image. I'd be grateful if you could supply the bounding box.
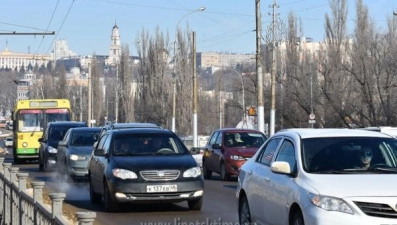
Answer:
[90,56,105,125]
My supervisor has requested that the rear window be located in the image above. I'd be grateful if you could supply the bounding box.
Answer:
[6,137,12,141]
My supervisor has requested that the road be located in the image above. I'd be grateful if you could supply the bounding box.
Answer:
[0,136,240,225]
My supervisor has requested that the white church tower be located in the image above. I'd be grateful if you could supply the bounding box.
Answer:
[106,22,121,66]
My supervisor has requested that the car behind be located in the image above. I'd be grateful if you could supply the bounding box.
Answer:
[237,128,397,225]
[88,128,204,212]
[203,128,267,181]
[38,121,88,172]
[4,137,13,147]
[57,127,101,180]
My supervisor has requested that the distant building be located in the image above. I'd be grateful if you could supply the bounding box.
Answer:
[196,52,255,69]
[16,70,35,100]
[0,44,50,72]
[106,23,121,66]
[52,39,77,60]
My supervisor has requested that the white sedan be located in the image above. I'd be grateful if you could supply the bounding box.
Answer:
[237,128,397,225]
[4,137,13,147]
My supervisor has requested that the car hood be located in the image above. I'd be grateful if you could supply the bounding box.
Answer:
[304,173,397,197]
[68,146,94,155]
[111,154,198,171]
[226,147,259,157]
[49,140,60,149]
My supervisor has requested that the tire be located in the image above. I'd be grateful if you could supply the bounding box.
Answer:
[43,155,49,172]
[202,160,212,179]
[220,162,231,181]
[187,197,203,210]
[292,210,304,225]
[39,154,44,171]
[239,195,253,225]
[103,182,118,212]
[89,177,101,204]
[14,157,21,165]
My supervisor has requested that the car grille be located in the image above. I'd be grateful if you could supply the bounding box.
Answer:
[140,170,180,181]
[354,201,397,218]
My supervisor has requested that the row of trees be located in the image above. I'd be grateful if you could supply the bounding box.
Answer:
[1,0,396,136]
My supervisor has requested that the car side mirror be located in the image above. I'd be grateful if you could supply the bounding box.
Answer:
[38,137,44,143]
[212,143,221,149]
[94,148,107,157]
[58,140,67,147]
[92,141,98,149]
[271,161,291,174]
[190,147,201,155]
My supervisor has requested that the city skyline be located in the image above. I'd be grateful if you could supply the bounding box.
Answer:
[0,0,396,57]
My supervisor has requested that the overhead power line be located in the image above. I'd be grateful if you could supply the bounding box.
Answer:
[35,0,61,57]
[0,32,55,35]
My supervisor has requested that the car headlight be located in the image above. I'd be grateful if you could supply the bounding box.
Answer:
[230,155,245,160]
[48,146,57,154]
[112,169,137,180]
[70,154,86,161]
[183,166,202,178]
[309,193,353,214]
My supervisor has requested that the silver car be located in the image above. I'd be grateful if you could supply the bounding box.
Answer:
[237,128,397,225]
[57,127,101,180]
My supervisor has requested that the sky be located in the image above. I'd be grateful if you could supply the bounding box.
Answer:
[0,0,396,57]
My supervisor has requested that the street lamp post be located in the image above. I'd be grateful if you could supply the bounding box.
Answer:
[172,6,205,132]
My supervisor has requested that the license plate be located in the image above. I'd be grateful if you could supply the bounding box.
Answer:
[146,184,177,193]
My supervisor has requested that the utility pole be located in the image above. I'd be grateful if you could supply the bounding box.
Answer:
[269,0,279,136]
[115,64,119,123]
[256,0,265,134]
[193,31,198,148]
[79,85,83,121]
[88,64,92,127]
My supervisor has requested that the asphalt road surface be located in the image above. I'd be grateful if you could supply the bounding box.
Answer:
[0,137,240,225]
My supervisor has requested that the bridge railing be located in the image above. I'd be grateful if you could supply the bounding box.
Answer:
[0,157,96,225]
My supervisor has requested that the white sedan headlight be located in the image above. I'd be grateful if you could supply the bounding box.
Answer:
[48,146,57,153]
[183,166,202,178]
[230,155,245,160]
[309,193,353,214]
[112,169,137,180]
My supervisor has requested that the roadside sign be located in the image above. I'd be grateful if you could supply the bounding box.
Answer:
[309,114,315,120]
[248,107,257,116]
[309,119,316,124]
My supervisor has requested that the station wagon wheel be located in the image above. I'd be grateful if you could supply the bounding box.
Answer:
[103,182,118,212]
[202,160,212,179]
[39,155,44,171]
[220,162,231,181]
[187,197,203,210]
[292,210,304,225]
[89,177,101,204]
[239,195,252,225]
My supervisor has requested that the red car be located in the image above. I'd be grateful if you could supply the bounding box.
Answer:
[202,128,267,181]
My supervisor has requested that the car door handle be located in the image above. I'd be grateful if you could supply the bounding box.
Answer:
[264,177,270,182]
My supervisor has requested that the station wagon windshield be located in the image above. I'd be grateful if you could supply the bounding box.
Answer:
[112,134,187,156]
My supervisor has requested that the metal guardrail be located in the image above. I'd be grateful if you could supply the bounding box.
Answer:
[0,157,96,225]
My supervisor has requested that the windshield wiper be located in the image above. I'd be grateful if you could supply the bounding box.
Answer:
[368,167,397,173]
[343,167,397,173]
[311,170,346,174]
